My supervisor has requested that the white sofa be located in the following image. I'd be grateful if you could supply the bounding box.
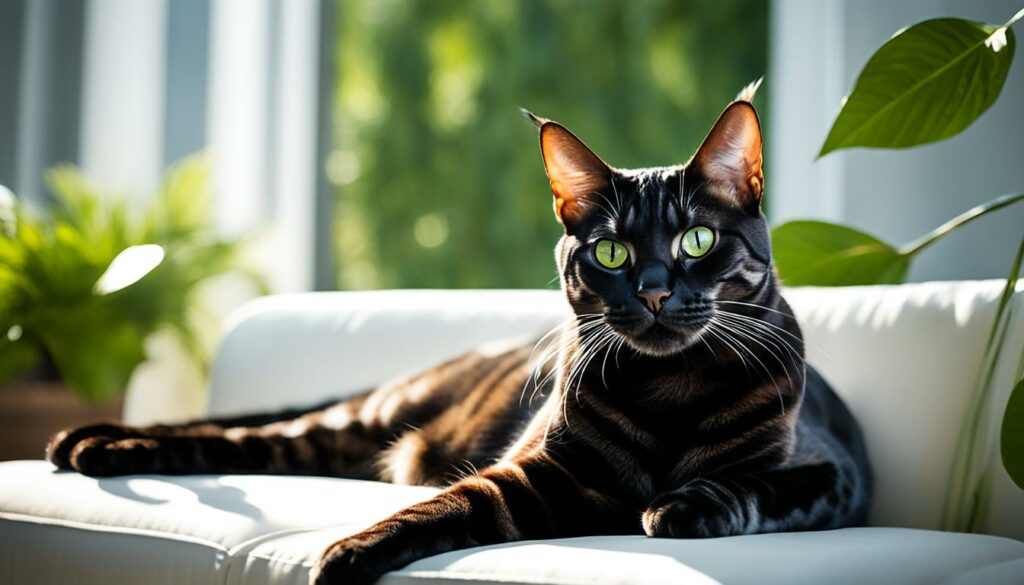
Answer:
[2,281,1024,585]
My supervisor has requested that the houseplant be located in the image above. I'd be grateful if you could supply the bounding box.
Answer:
[768,9,1024,531]
[0,155,264,459]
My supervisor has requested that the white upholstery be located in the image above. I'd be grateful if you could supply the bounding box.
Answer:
[2,460,1024,585]
[2,282,1024,584]
[207,290,569,416]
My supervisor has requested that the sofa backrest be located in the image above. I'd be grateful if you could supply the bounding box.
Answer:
[209,281,1024,539]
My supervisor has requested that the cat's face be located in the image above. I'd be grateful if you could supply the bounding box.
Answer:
[534,96,771,356]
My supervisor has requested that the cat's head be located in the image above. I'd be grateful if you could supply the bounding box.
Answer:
[531,83,772,357]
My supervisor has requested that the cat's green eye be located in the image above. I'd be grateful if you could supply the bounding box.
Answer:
[681,226,715,258]
[594,239,629,269]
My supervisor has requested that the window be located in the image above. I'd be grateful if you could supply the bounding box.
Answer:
[329,0,768,289]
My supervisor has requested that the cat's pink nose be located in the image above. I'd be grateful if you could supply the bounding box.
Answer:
[637,288,671,315]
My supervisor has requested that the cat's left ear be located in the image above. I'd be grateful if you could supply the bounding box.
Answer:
[528,112,613,229]
[688,95,764,214]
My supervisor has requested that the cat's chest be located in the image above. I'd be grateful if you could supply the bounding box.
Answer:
[554,401,674,478]
[565,380,778,496]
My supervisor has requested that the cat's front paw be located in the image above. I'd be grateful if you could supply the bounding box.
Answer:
[310,535,387,585]
[643,482,740,539]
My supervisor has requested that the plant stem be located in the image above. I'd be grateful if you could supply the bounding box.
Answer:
[899,192,1024,257]
[941,233,1024,531]
[1006,7,1024,28]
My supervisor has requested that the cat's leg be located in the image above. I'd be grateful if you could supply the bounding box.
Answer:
[310,453,625,585]
[642,461,866,538]
[46,399,385,478]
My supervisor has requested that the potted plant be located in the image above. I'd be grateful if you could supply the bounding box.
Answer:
[768,9,1024,531]
[0,155,264,460]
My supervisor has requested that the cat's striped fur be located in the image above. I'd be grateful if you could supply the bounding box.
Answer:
[47,88,872,585]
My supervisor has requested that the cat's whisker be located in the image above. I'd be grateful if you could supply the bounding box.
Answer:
[565,323,615,409]
[565,326,601,393]
[716,312,802,362]
[709,319,787,415]
[697,334,717,361]
[714,300,798,320]
[702,322,752,374]
[612,334,626,371]
[613,335,623,369]
[712,318,787,378]
[715,311,810,379]
[713,307,803,343]
[716,306,835,365]
[609,175,624,214]
[575,327,616,404]
[684,178,710,212]
[524,319,577,406]
[716,315,804,378]
[559,324,605,428]
[596,328,622,391]
[716,316,799,396]
[523,314,606,406]
[587,191,620,229]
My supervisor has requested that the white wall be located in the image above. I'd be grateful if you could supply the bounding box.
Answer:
[770,0,1024,282]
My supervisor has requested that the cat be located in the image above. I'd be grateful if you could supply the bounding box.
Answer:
[46,82,872,585]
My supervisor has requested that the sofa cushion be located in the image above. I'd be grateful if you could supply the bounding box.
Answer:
[0,460,436,584]
[241,527,1024,585]
[3,460,1023,585]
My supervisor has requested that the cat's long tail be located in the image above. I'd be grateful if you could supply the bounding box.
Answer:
[45,399,382,479]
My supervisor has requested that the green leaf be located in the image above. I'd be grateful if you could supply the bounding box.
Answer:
[771,221,909,286]
[144,154,213,241]
[773,192,1024,288]
[0,336,40,388]
[820,16,1016,156]
[997,233,1024,493]
[1001,379,1024,490]
[36,305,147,404]
[0,152,261,404]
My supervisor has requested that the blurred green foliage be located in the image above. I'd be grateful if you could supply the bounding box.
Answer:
[331,0,768,289]
[0,157,264,403]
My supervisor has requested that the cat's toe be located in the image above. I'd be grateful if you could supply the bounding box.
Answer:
[310,539,381,585]
[643,499,697,538]
[46,423,133,470]
[643,485,737,539]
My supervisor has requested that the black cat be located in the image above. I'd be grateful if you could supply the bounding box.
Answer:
[48,83,872,585]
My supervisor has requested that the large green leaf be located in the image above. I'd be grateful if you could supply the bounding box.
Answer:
[820,16,1017,156]
[998,234,1024,493]
[773,193,1024,288]
[771,221,908,286]
[1002,380,1024,490]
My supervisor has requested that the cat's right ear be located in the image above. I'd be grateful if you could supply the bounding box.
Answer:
[527,112,612,228]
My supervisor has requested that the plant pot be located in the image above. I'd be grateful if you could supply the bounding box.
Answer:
[0,381,124,462]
